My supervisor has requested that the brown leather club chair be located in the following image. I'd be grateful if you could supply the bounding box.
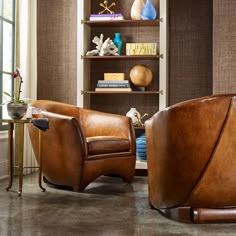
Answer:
[28,100,136,191]
[145,94,236,223]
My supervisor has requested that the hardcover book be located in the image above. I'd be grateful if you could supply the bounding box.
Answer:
[95,87,132,92]
[98,80,129,84]
[104,73,125,80]
[89,13,124,21]
[97,79,130,88]
[97,83,130,88]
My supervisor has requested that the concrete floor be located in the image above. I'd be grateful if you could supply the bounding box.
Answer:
[0,174,236,236]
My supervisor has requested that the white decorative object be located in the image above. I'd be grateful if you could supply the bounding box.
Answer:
[86,34,118,56]
[99,37,118,55]
[126,108,141,126]
[126,108,149,127]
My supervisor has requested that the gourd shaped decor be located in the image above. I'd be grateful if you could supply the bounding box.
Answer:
[126,108,149,127]
[141,0,157,20]
[131,0,145,20]
[126,108,141,126]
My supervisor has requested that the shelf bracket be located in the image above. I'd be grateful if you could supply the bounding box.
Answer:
[160,17,164,23]
[81,19,85,24]
[159,54,164,59]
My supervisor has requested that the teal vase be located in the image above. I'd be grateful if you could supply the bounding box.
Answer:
[113,33,123,55]
[141,0,157,20]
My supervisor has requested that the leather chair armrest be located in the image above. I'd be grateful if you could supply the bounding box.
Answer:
[30,110,87,159]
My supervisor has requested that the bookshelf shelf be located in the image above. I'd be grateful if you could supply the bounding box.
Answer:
[81,90,162,95]
[81,19,160,27]
[81,55,159,60]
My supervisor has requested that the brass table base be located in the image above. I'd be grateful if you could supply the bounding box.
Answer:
[2,119,46,196]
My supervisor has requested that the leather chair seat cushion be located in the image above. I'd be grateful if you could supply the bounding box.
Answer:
[86,136,130,155]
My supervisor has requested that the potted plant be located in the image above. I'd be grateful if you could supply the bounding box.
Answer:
[3,68,28,119]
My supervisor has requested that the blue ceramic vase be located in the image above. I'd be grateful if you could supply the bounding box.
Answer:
[113,33,123,55]
[141,0,157,20]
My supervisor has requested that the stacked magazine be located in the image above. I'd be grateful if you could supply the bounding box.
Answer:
[95,80,132,91]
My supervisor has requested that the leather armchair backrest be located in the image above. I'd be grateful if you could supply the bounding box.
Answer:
[79,108,133,139]
[146,95,233,208]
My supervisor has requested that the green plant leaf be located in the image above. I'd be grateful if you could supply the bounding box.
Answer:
[3,92,12,98]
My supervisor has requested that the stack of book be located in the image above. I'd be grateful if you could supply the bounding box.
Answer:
[89,13,124,21]
[95,80,132,92]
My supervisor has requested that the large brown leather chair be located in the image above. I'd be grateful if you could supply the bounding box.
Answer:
[28,100,136,191]
[145,94,236,223]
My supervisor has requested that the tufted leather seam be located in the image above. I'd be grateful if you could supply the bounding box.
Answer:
[182,97,233,206]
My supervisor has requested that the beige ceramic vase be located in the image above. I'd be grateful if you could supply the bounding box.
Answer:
[126,108,141,126]
[131,0,145,20]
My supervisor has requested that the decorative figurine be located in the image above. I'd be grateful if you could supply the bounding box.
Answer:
[86,34,118,56]
[134,112,149,127]
[99,0,116,14]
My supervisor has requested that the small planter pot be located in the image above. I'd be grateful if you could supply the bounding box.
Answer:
[7,102,28,120]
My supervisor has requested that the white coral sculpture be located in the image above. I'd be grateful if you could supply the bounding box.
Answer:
[86,34,118,56]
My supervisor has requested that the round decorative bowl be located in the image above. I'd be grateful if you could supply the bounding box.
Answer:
[129,64,153,87]
[7,102,28,120]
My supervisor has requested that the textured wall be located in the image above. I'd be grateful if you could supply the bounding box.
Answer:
[168,0,213,105]
[37,0,77,104]
[213,0,236,94]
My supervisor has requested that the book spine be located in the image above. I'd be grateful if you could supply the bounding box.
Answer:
[95,88,132,91]
[89,14,124,21]
[89,17,124,21]
[98,80,129,84]
[97,83,129,88]
[90,14,123,17]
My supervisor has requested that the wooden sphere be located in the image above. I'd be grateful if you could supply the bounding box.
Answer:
[129,64,153,87]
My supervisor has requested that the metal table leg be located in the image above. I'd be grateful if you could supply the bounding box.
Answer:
[17,123,24,196]
[6,123,14,191]
[38,130,46,192]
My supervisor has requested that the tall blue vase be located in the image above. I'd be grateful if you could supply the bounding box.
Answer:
[113,33,123,55]
[141,0,157,20]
